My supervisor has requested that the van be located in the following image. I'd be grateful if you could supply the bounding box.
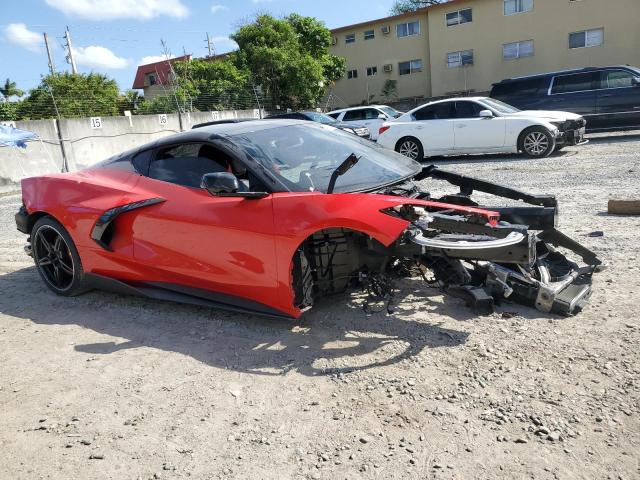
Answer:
[490,66,640,132]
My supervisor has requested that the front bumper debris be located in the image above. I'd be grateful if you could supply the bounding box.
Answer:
[378,165,601,317]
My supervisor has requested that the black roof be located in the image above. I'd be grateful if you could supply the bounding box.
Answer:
[494,65,635,85]
[150,119,305,149]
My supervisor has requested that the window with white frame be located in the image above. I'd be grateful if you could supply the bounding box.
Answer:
[397,21,420,38]
[366,66,378,76]
[447,50,474,68]
[347,69,358,79]
[503,40,534,59]
[569,28,603,49]
[504,0,533,15]
[446,8,473,26]
[399,59,423,75]
[364,29,375,40]
[345,33,355,44]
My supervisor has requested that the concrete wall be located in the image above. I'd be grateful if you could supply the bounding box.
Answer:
[0,120,64,195]
[329,11,432,108]
[0,109,264,194]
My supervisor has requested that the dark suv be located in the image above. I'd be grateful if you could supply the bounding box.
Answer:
[490,66,640,132]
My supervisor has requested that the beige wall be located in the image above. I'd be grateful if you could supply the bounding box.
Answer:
[428,0,640,96]
[329,13,431,108]
[330,0,640,104]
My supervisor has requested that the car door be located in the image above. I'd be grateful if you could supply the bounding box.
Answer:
[452,101,506,151]
[547,71,598,115]
[409,102,456,154]
[128,142,280,311]
[595,69,640,129]
[344,108,385,139]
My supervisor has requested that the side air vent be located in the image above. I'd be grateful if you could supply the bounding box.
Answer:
[91,198,165,251]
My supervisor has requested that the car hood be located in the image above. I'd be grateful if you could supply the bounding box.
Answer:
[505,110,583,121]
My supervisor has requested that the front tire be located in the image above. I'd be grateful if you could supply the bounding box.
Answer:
[519,127,556,158]
[395,137,424,161]
[32,216,87,296]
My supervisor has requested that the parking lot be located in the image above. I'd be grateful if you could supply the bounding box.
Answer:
[0,132,639,480]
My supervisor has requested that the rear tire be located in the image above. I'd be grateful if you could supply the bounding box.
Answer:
[32,216,88,296]
[395,137,424,161]
[519,127,556,158]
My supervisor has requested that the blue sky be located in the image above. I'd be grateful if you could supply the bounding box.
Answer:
[1,0,396,93]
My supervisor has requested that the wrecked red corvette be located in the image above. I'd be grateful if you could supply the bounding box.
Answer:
[15,120,600,318]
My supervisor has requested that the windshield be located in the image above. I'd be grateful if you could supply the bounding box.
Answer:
[304,111,337,124]
[380,106,402,118]
[479,98,521,114]
[231,123,421,193]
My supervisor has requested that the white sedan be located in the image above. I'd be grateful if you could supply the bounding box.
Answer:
[377,97,587,159]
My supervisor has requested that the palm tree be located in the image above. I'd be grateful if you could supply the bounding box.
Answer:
[0,78,24,102]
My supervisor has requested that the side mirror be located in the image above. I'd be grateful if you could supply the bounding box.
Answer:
[201,172,269,199]
[201,172,239,195]
[479,110,494,119]
[377,113,387,120]
[633,77,640,86]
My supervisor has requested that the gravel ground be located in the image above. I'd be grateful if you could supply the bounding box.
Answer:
[0,132,639,480]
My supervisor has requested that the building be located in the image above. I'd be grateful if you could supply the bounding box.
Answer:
[132,55,192,100]
[329,0,640,107]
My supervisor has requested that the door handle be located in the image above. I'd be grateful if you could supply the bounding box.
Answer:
[457,124,467,128]
[600,94,614,98]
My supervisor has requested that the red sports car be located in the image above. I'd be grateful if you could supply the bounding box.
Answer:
[15,120,600,318]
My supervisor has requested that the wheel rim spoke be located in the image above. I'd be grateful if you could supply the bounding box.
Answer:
[34,226,74,291]
[58,260,73,275]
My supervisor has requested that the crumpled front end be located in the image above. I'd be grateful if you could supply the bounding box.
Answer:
[375,165,601,316]
[383,204,598,316]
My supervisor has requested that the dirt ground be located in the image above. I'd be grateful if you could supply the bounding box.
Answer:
[1,132,639,480]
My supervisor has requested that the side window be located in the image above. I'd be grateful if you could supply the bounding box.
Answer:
[148,143,235,188]
[454,101,483,118]
[343,109,365,121]
[550,72,598,94]
[413,103,454,121]
[328,112,340,120]
[492,78,544,98]
[364,109,382,120]
[603,70,635,89]
[132,149,153,175]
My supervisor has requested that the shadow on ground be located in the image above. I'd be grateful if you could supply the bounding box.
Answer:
[0,267,476,377]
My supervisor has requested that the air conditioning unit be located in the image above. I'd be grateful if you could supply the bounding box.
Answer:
[383,64,393,73]
[381,25,390,34]
[331,36,337,45]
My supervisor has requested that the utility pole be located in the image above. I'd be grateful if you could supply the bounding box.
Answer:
[205,33,214,58]
[43,33,56,75]
[64,26,78,74]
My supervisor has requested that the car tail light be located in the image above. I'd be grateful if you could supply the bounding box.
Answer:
[379,125,391,135]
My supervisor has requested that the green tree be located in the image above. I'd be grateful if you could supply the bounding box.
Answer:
[0,101,19,121]
[18,73,120,119]
[0,78,24,101]
[391,0,445,14]
[173,57,251,111]
[232,14,345,109]
[381,80,398,101]
[118,89,141,114]
[136,95,181,115]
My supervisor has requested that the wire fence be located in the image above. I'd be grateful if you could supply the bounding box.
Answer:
[1,85,341,121]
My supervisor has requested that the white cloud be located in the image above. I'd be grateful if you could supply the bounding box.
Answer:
[72,45,130,69]
[211,4,228,14]
[44,0,188,20]
[4,23,43,53]
[138,55,173,66]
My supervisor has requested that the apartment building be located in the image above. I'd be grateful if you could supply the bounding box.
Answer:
[329,0,640,107]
